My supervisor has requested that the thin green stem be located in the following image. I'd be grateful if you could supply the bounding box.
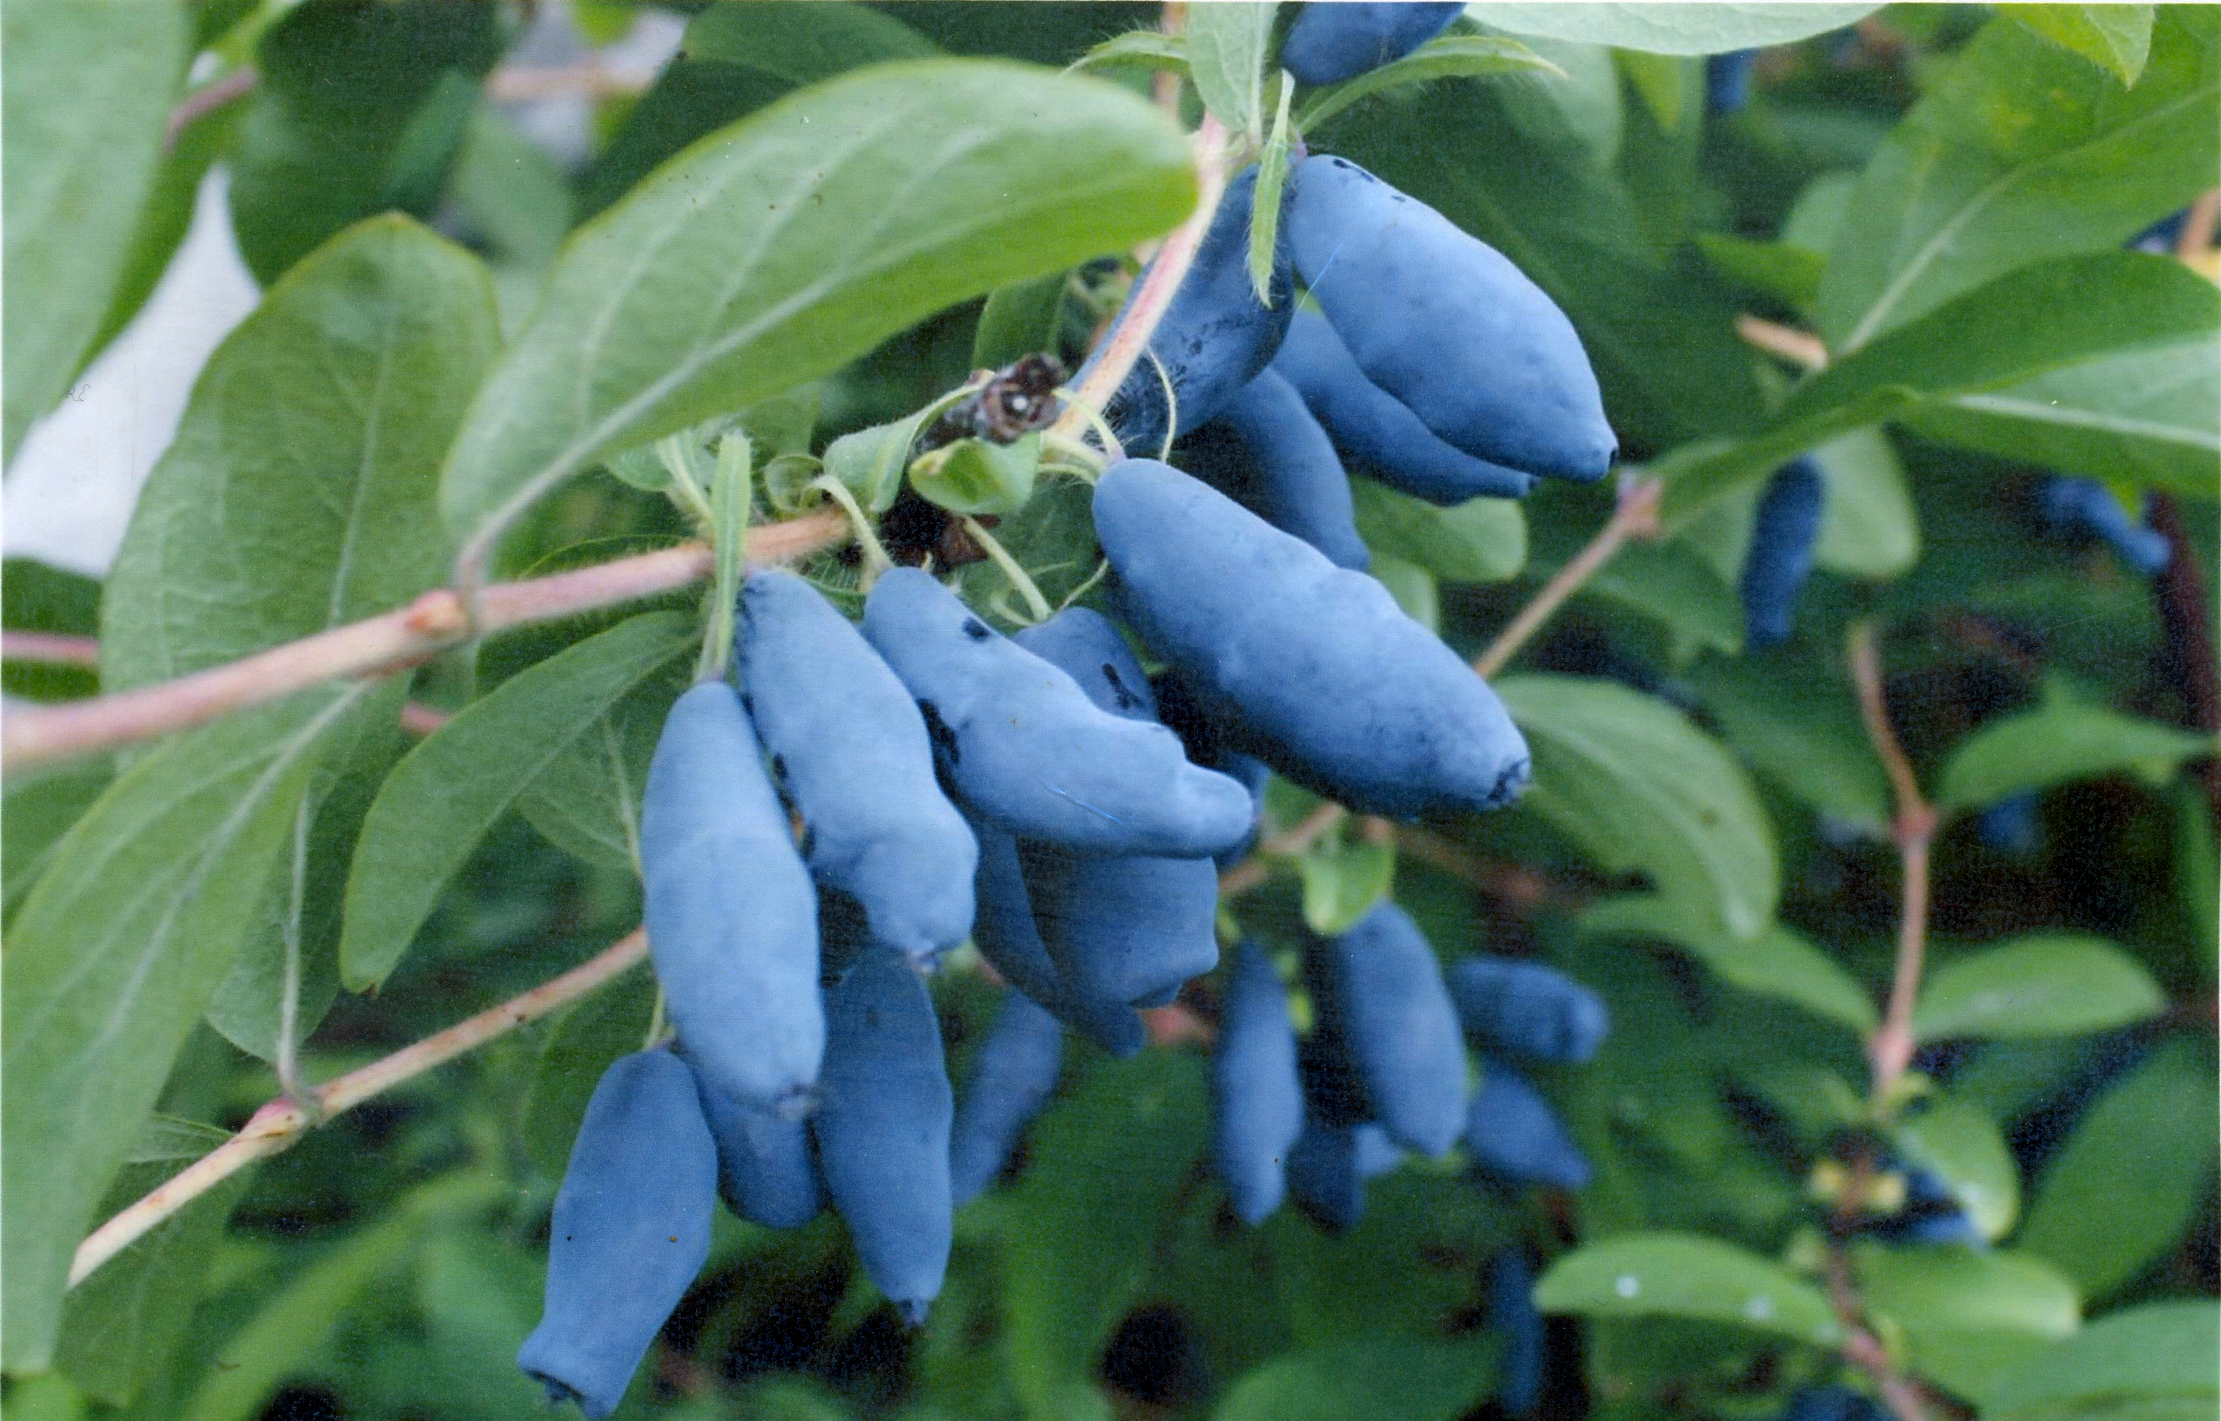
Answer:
[961,517,1053,624]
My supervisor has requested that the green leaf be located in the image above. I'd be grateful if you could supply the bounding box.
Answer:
[1349,480,1526,583]
[1816,8,2219,350]
[2,557,101,702]
[1214,1338,1497,1421]
[0,0,187,464]
[1938,687,2215,809]
[1580,537,1745,665]
[102,216,501,692]
[1809,427,1918,580]
[1693,233,1827,311]
[973,271,1069,370]
[2,759,114,924]
[515,651,692,876]
[1533,1231,1841,1345]
[823,409,939,517]
[1472,4,1882,54]
[520,970,659,1178]
[910,433,1042,516]
[448,104,576,270]
[1250,74,1295,305]
[54,1118,247,1405]
[1988,1300,2219,1421]
[1856,1245,2080,1406]
[1579,894,1877,1033]
[1892,1097,2020,1242]
[1298,838,1397,937]
[1186,1,1276,142]
[1913,934,2166,1043]
[1368,554,1440,632]
[2016,1037,2217,1300]
[1294,33,1566,132]
[993,1050,1209,1416]
[1686,657,1891,830]
[439,60,1194,558]
[1,684,366,1370]
[954,476,1105,622]
[341,611,697,989]
[1998,6,2156,88]
[1498,675,1780,940]
[1071,28,1189,76]
[227,0,500,283]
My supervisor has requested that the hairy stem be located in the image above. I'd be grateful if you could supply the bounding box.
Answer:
[68,926,652,1289]
[1473,477,1661,680]
[4,510,848,775]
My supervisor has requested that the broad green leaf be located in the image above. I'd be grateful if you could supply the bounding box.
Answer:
[1498,676,1779,940]
[1471,3,1880,54]
[1186,0,1276,141]
[1693,233,1826,311]
[1261,1170,1511,1347]
[1897,336,2221,499]
[1,0,187,464]
[1581,537,1744,665]
[2,759,114,924]
[994,1050,1209,1416]
[2017,1037,2217,1300]
[1816,9,2219,350]
[1214,1339,1497,1421]
[1615,49,1694,134]
[1998,6,2156,88]
[1856,1245,2080,1406]
[1892,1098,2019,1242]
[1810,428,1918,579]
[1579,894,1876,1033]
[1,684,365,1370]
[1294,34,1565,131]
[175,1171,500,1421]
[1350,480,1526,582]
[1938,688,2216,809]
[1368,554,1440,631]
[1686,658,1891,830]
[1533,1231,1841,1345]
[54,1118,247,1406]
[341,611,697,989]
[519,970,658,1178]
[448,105,575,270]
[4,1373,86,1421]
[1913,934,2165,1043]
[102,216,500,692]
[910,433,1042,516]
[1298,839,1397,937]
[972,271,1069,370]
[1988,1300,2219,1421]
[439,61,1194,558]
[515,651,691,876]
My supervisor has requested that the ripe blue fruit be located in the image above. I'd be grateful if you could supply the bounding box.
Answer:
[1706,49,1757,114]
[812,948,955,1326]
[1095,165,1294,459]
[2039,475,2171,574]
[1977,791,2042,855]
[517,1051,717,1419]
[738,570,977,962]
[682,1051,822,1230]
[1312,902,1468,1157]
[1211,942,1306,1224]
[1180,370,1371,570]
[1740,457,1826,649]
[1784,1387,1891,1421]
[1465,1058,1590,1189]
[1279,2,1465,85]
[1284,1115,1364,1232]
[1273,310,1535,504]
[969,817,1146,1057]
[1489,1249,1544,1418]
[1446,958,1610,1064]
[861,567,1254,858]
[1092,458,1531,817]
[642,682,821,1111]
[950,989,1065,1205]
[1286,155,1614,481]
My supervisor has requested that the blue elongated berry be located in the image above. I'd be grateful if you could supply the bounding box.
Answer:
[1446,958,1610,1064]
[682,1051,822,1230]
[2130,208,2188,255]
[518,1051,716,1419]
[950,989,1065,1205]
[1095,165,1294,458]
[1352,1121,1405,1179]
[1093,459,1530,817]
[1286,155,1615,481]
[738,570,977,962]
[1706,49,1758,113]
[969,817,1146,1057]
[862,568,1254,858]
[1489,1249,1544,1417]
[1279,2,1465,85]
[642,682,821,1111]
[1284,1115,1366,1232]
[1740,457,1826,649]
[1977,791,2042,855]
[1465,1059,1590,1189]
[1181,370,1371,569]
[1273,310,1535,505]
[1314,902,1468,1157]
[1012,609,1221,1006]
[2039,475,2172,574]
[812,948,955,1325]
[1784,1387,1891,1421]
[1212,942,1306,1224]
